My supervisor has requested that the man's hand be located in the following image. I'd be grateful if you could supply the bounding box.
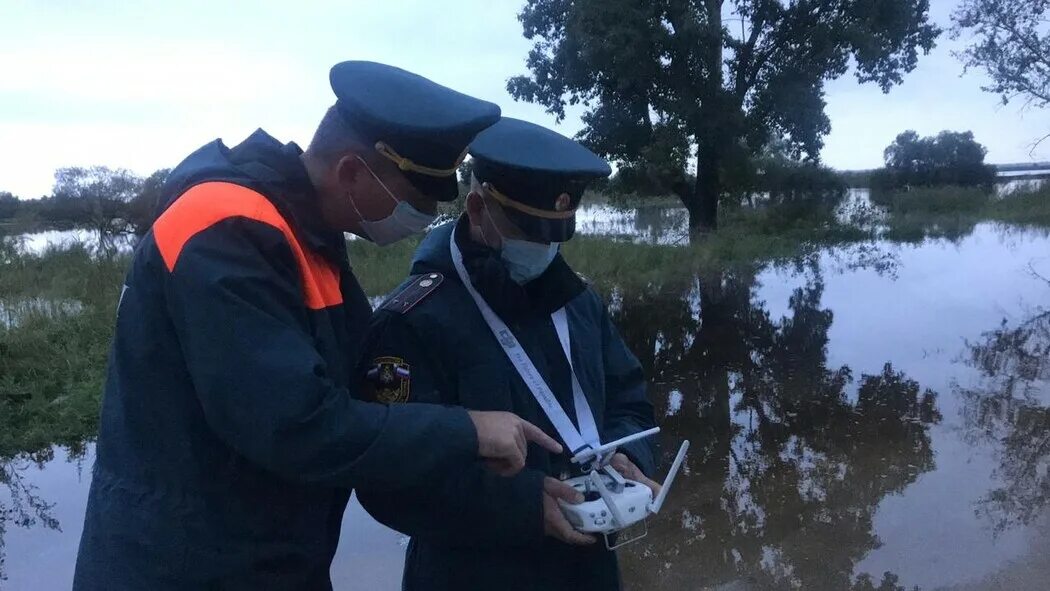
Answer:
[468,411,562,476]
[542,477,596,546]
[610,453,661,497]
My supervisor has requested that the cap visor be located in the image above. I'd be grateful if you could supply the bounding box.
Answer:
[403,171,460,202]
[505,209,576,243]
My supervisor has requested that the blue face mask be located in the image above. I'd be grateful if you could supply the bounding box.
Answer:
[501,238,560,284]
[483,202,559,284]
[349,157,436,246]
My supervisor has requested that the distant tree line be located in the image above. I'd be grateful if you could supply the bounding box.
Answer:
[0,128,996,241]
[0,192,17,221]
[0,167,171,240]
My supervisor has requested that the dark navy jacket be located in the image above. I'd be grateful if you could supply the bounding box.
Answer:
[73,130,478,591]
[356,220,657,591]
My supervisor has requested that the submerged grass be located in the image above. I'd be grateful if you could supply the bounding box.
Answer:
[989,184,1050,226]
[872,186,992,216]
[876,184,1050,242]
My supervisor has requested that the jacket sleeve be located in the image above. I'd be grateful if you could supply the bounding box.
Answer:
[354,310,546,547]
[359,462,547,548]
[162,218,478,490]
[598,298,658,477]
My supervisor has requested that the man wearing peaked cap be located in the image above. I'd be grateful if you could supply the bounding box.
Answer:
[355,118,659,590]
[73,63,564,591]
[470,116,614,244]
[328,60,486,202]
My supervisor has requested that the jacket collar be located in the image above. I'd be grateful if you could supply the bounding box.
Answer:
[225,130,347,264]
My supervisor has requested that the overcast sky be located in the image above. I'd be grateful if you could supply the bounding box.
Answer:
[2,0,1049,198]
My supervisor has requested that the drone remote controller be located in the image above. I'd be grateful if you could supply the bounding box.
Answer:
[558,432,690,549]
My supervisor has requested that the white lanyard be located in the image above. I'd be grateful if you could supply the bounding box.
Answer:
[551,308,602,451]
[450,231,602,457]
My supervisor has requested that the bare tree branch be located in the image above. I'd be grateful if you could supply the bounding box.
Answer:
[1028,132,1050,157]
[1028,261,1050,287]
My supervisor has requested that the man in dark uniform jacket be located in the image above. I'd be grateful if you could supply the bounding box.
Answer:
[72,63,562,591]
[356,118,659,591]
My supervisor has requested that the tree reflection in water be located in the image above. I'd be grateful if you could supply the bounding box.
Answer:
[0,449,63,583]
[959,271,1050,534]
[612,266,938,591]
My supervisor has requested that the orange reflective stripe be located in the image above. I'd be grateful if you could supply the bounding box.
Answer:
[153,181,343,310]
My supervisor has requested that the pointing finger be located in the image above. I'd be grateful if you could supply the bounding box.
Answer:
[521,421,563,454]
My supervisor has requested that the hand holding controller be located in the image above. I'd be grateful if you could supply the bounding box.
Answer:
[557,432,690,549]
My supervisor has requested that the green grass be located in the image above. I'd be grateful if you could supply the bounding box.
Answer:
[349,230,707,297]
[563,237,699,293]
[0,242,128,460]
[347,235,424,297]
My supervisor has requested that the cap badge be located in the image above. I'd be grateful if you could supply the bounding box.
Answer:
[554,193,572,212]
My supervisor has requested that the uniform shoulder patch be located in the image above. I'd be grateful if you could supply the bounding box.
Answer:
[378,273,444,314]
[367,356,411,403]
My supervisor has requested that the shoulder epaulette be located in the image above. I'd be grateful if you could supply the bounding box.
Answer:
[378,273,445,314]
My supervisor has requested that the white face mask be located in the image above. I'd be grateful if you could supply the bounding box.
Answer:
[482,201,559,284]
[348,157,436,246]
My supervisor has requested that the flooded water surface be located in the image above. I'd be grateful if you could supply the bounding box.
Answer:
[615,223,1050,590]
[2,204,1049,590]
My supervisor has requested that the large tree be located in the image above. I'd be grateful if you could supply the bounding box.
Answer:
[508,0,939,233]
